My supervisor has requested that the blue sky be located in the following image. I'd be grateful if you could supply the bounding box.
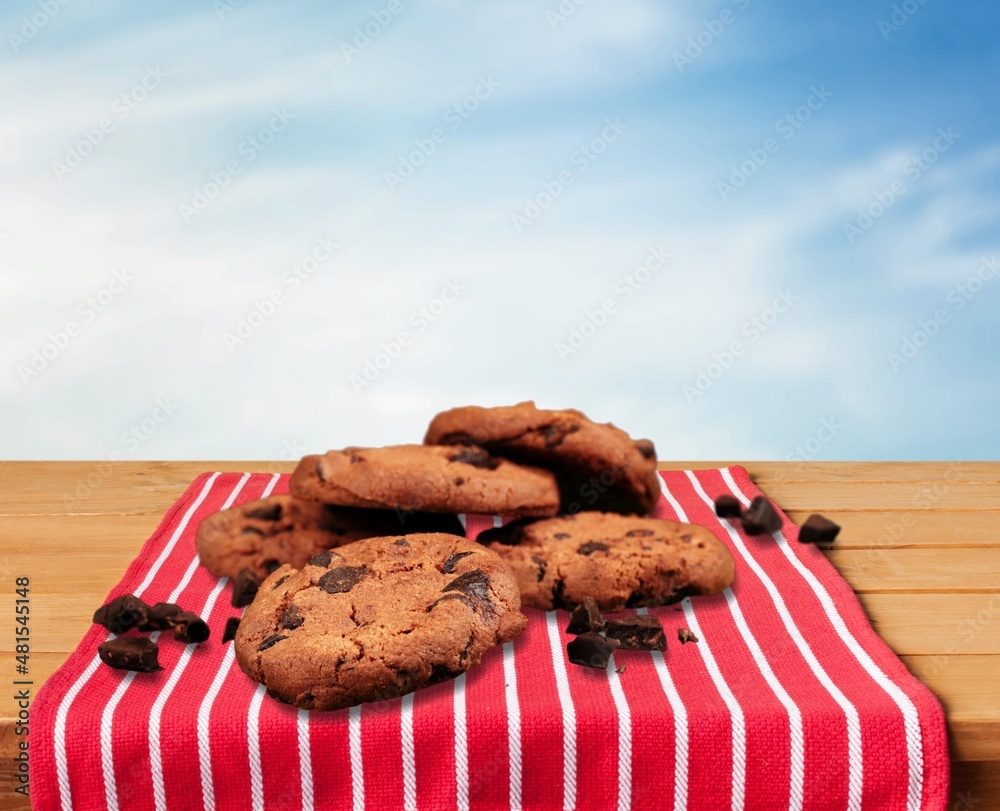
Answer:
[1,0,998,461]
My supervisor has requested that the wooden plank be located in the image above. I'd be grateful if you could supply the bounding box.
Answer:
[823,549,1000,593]
[857,594,1000,655]
[784,510,1000,549]
[3,461,999,516]
[901,655,1000,761]
[950,761,1000,810]
[760,480,1000,512]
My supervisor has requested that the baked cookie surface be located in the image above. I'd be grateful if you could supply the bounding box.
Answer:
[477,511,734,611]
[290,445,560,518]
[196,494,463,580]
[424,401,660,515]
[234,533,526,710]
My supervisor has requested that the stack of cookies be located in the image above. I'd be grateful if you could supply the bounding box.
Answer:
[195,401,735,710]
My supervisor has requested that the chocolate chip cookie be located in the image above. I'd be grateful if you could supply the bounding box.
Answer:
[196,494,464,580]
[290,445,560,518]
[234,533,526,711]
[477,512,734,612]
[424,401,660,515]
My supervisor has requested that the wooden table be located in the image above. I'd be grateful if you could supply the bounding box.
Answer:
[1,461,997,808]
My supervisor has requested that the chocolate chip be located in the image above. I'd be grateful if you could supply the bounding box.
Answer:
[625,528,654,537]
[348,453,364,464]
[567,632,619,669]
[258,633,287,652]
[93,595,150,635]
[531,555,547,582]
[139,602,183,632]
[301,692,315,705]
[577,541,610,556]
[272,575,289,590]
[429,663,460,684]
[232,568,261,608]
[743,496,782,535]
[222,617,240,643]
[318,566,368,594]
[280,605,304,630]
[98,636,161,672]
[543,423,578,448]
[172,611,210,644]
[442,551,473,574]
[443,570,490,602]
[309,551,333,568]
[554,532,571,540]
[604,616,666,651]
[798,514,841,544]
[634,439,656,460]
[245,502,282,521]
[453,477,465,486]
[566,597,604,635]
[429,593,478,612]
[714,495,744,518]
[678,628,698,644]
[447,446,500,470]
[393,539,410,547]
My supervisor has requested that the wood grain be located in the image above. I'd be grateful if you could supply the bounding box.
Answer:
[0,461,996,811]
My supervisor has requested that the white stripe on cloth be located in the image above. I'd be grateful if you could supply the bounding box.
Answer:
[638,607,688,811]
[83,473,222,811]
[662,465,805,810]
[544,611,577,811]
[720,468,925,811]
[454,672,470,811]
[502,642,523,810]
[149,474,250,811]
[298,709,315,811]
[682,599,747,811]
[684,471,863,811]
[349,704,365,811]
[202,472,281,810]
[248,684,267,811]
[401,693,417,811]
[606,659,632,811]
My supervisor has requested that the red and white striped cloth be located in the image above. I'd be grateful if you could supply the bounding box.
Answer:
[31,468,949,810]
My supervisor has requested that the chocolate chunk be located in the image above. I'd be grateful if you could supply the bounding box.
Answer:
[543,423,577,448]
[577,541,610,556]
[394,539,410,547]
[280,605,304,630]
[566,597,605,634]
[272,575,289,590]
[678,628,698,644]
[714,495,744,519]
[429,593,478,612]
[139,602,183,631]
[222,617,241,643]
[531,554,547,582]
[258,633,287,652]
[244,502,282,521]
[634,439,656,459]
[442,551,473,574]
[553,532,571,540]
[309,551,333,568]
[98,636,161,672]
[567,632,620,669]
[625,528,654,537]
[172,611,210,644]
[742,496,782,535]
[447,446,500,470]
[318,566,368,594]
[443,570,490,602]
[232,568,261,608]
[798,514,841,544]
[604,616,666,651]
[93,595,150,634]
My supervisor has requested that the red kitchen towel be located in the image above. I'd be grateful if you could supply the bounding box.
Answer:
[30,468,949,811]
